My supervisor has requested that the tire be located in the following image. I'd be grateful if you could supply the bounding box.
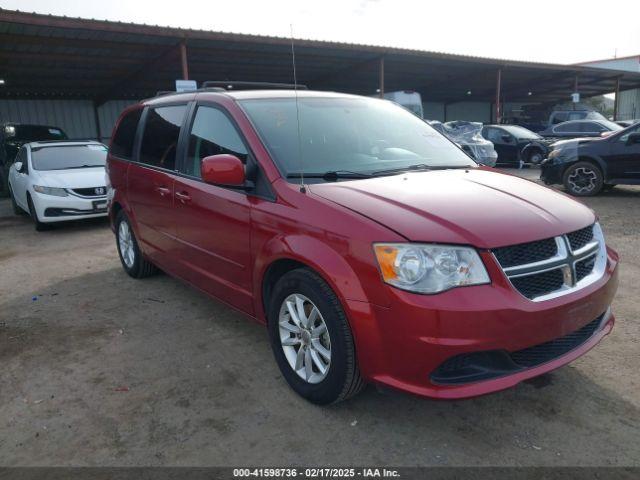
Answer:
[8,184,23,215]
[27,194,50,231]
[527,149,544,165]
[563,161,603,197]
[267,268,364,404]
[115,210,157,278]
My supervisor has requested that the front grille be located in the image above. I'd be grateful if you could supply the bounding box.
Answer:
[71,187,106,197]
[510,269,565,299]
[510,316,602,368]
[567,225,594,251]
[575,255,596,282]
[431,313,605,385]
[492,224,602,301]
[493,237,557,268]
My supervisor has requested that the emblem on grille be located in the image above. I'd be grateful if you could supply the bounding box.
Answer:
[95,187,105,195]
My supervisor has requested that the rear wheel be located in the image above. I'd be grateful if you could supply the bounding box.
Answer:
[115,210,156,278]
[267,268,364,404]
[27,195,50,231]
[563,161,603,196]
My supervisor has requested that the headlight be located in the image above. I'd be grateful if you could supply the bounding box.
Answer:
[374,243,490,294]
[547,150,560,159]
[33,185,68,197]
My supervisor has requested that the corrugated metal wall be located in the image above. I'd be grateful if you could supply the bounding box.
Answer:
[445,102,492,122]
[421,101,492,122]
[97,100,137,141]
[0,99,97,140]
[618,89,639,120]
[0,99,134,143]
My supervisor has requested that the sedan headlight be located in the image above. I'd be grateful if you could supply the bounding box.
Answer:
[33,185,68,197]
[374,243,490,294]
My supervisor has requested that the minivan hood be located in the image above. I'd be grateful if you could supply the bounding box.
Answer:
[34,167,106,189]
[309,168,595,248]
[551,137,600,149]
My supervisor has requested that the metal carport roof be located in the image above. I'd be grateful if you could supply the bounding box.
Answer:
[1,8,640,108]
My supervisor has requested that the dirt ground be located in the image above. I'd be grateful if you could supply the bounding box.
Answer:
[1,169,639,467]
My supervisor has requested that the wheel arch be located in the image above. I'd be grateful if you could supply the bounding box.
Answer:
[255,235,375,324]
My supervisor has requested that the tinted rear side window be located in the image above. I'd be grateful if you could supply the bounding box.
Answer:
[111,109,142,159]
[139,105,187,170]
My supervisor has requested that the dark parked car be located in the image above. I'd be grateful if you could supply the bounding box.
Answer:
[539,119,623,139]
[616,120,639,128]
[0,123,68,196]
[482,125,555,166]
[541,122,640,196]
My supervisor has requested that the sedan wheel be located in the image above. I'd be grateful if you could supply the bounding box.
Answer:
[278,293,332,384]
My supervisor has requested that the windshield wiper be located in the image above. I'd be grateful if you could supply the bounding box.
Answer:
[62,165,103,169]
[371,163,472,177]
[370,163,432,176]
[286,170,373,181]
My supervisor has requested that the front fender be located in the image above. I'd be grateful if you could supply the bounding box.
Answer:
[253,234,382,323]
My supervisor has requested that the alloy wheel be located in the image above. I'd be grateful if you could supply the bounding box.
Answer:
[118,220,136,268]
[567,167,597,194]
[278,293,331,384]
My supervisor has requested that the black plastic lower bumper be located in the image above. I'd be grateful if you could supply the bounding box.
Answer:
[430,314,604,385]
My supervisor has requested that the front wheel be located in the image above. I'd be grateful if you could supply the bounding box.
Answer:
[115,210,157,278]
[8,184,23,215]
[268,268,364,404]
[27,195,50,231]
[563,161,603,196]
[527,149,544,165]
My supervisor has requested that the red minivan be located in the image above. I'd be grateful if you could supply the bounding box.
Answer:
[106,87,619,404]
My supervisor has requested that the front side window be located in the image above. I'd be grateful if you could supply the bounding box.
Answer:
[485,128,505,143]
[111,108,142,159]
[183,106,248,178]
[139,105,187,170]
[239,96,475,181]
[31,145,107,171]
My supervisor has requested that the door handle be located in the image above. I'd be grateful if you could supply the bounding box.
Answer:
[175,191,192,204]
[154,185,171,197]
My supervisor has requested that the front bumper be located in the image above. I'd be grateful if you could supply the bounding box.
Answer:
[346,248,619,399]
[540,158,570,185]
[32,191,108,223]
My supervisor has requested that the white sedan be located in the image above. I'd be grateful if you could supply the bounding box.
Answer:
[8,141,109,230]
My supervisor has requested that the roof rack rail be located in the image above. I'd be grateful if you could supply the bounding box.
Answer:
[201,81,308,91]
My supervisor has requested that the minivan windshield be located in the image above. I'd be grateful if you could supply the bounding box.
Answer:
[240,96,475,180]
[31,144,107,171]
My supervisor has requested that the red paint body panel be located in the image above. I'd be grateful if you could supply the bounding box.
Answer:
[107,91,620,400]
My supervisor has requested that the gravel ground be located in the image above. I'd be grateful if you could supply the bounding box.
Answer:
[0,170,639,467]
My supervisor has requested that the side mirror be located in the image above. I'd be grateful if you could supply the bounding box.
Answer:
[201,154,246,187]
[626,132,640,146]
[14,161,23,172]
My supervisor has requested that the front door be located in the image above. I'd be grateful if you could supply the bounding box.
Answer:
[172,104,254,314]
[127,104,187,263]
[607,125,640,180]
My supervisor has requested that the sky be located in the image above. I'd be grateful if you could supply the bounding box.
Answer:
[1,0,639,65]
